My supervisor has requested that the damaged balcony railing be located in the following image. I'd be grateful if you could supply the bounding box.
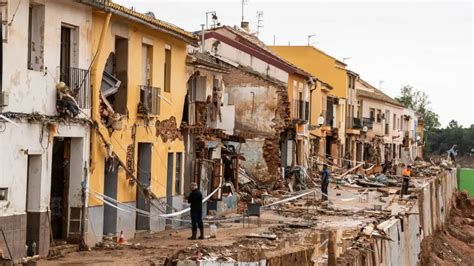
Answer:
[138,85,161,115]
[59,66,91,109]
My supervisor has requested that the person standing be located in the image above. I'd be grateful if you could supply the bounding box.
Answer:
[321,164,330,201]
[187,182,204,240]
[447,144,457,162]
[401,165,412,197]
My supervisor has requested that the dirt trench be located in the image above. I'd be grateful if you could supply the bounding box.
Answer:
[419,191,474,265]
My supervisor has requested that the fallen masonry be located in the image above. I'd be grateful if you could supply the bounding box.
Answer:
[25,163,460,266]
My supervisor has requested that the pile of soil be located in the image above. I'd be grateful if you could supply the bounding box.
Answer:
[420,191,474,265]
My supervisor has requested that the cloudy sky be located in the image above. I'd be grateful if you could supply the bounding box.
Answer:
[116,0,473,127]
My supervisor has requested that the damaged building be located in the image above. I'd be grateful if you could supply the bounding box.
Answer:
[201,25,315,186]
[82,0,197,246]
[269,45,349,168]
[182,50,239,215]
[0,0,93,261]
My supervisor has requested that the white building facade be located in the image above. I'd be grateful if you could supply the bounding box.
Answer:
[0,0,92,261]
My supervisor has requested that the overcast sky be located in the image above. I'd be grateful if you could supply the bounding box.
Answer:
[116,0,473,127]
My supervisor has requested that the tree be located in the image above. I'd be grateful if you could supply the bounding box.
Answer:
[396,85,441,157]
[395,85,441,132]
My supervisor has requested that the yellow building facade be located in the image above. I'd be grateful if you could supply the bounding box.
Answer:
[87,2,196,243]
[270,46,348,165]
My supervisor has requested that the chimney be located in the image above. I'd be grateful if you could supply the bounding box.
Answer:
[241,21,249,32]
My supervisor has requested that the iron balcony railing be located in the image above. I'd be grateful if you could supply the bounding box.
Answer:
[59,66,91,109]
[352,117,362,129]
[138,85,161,115]
[361,117,374,129]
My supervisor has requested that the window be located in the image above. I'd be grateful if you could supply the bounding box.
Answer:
[141,43,153,86]
[393,114,396,130]
[164,46,171,92]
[369,108,375,121]
[105,36,128,114]
[175,152,183,195]
[0,188,7,201]
[0,10,2,94]
[28,3,45,71]
[376,109,382,123]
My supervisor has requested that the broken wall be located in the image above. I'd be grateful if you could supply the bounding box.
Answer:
[223,67,287,182]
[338,169,458,265]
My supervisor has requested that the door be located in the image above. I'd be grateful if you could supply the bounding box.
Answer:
[50,138,71,240]
[166,153,174,224]
[60,26,71,85]
[136,143,152,230]
[26,155,42,256]
[103,159,118,235]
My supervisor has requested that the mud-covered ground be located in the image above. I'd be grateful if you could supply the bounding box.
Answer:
[420,191,474,265]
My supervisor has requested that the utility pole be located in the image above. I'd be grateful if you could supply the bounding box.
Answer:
[379,80,384,90]
[201,24,205,52]
[241,0,248,23]
[256,11,263,36]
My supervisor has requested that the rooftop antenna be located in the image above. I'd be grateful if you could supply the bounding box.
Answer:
[205,11,218,29]
[307,34,316,46]
[273,35,276,45]
[379,80,384,90]
[343,57,351,63]
[256,11,264,36]
[241,0,249,23]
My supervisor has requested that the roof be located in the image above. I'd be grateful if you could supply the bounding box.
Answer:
[356,79,404,107]
[206,26,314,79]
[186,51,230,73]
[270,45,347,67]
[81,0,197,45]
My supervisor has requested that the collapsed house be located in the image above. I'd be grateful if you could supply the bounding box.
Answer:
[201,25,315,185]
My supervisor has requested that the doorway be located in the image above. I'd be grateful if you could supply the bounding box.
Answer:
[50,138,71,241]
[166,153,174,225]
[136,143,152,230]
[26,155,42,256]
[103,159,118,235]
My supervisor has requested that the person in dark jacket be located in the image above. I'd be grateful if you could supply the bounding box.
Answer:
[321,164,330,201]
[187,182,204,240]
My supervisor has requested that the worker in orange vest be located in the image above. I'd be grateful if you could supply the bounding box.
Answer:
[401,165,412,197]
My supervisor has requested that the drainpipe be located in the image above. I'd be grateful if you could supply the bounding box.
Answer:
[87,12,112,247]
[90,11,112,173]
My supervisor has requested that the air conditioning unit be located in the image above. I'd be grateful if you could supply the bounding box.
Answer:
[0,92,9,107]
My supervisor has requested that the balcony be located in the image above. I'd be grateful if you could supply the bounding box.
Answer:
[361,117,374,130]
[138,85,161,115]
[59,66,91,109]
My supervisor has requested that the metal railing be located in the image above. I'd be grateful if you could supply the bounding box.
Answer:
[138,85,161,115]
[352,117,362,129]
[361,117,373,129]
[59,66,91,109]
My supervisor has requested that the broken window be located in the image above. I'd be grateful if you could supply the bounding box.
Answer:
[175,152,182,195]
[141,43,153,86]
[27,3,45,71]
[138,85,160,115]
[100,37,128,115]
[138,43,160,115]
[164,46,171,92]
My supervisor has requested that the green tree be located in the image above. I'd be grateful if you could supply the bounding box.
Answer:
[395,85,441,132]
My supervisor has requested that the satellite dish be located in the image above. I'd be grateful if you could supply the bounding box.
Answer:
[362,126,368,132]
